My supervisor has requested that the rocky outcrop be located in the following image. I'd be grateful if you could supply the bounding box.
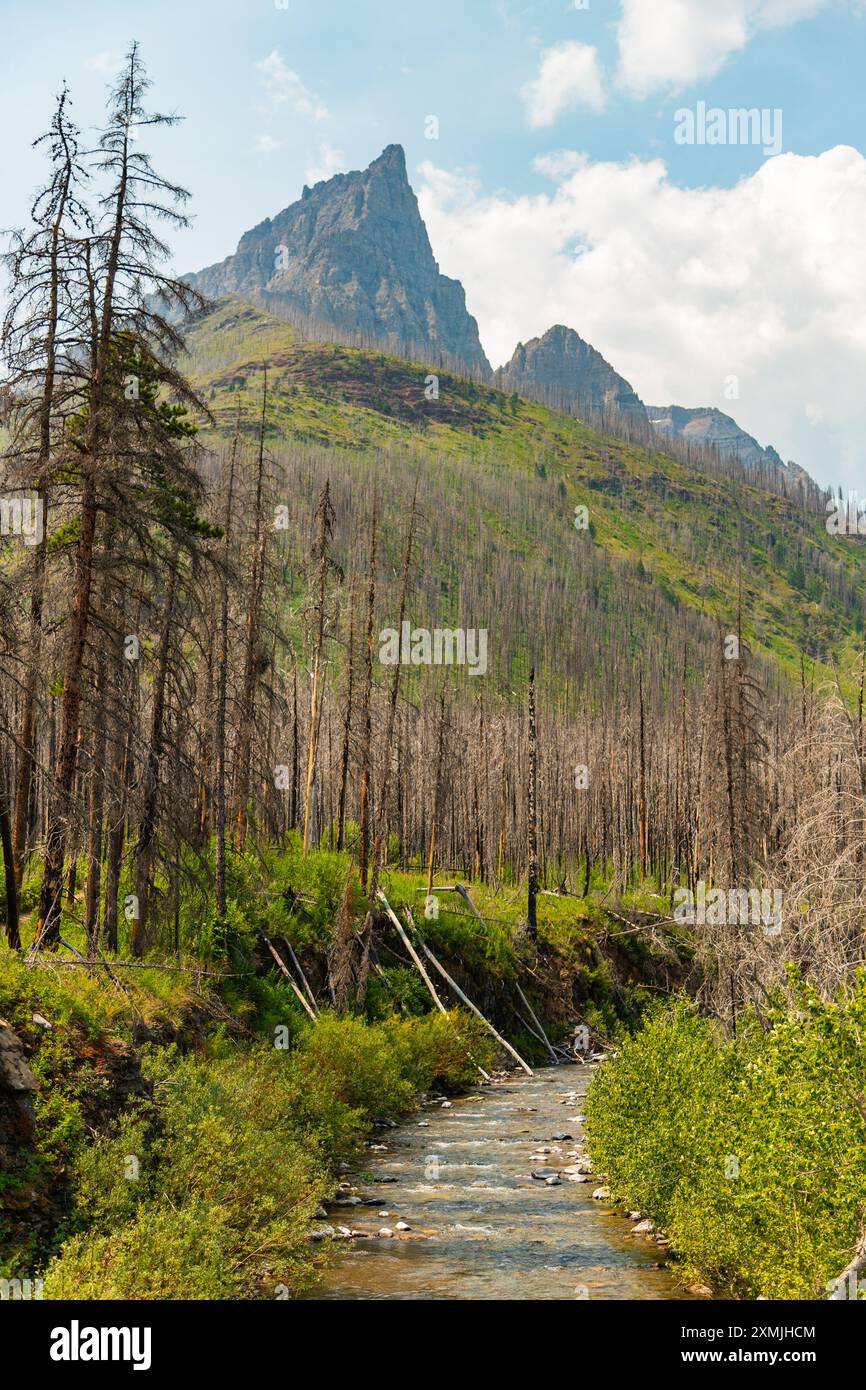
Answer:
[185,145,490,375]
[0,1020,38,1167]
[495,325,649,427]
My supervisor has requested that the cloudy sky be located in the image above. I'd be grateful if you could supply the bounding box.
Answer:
[2,0,864,486]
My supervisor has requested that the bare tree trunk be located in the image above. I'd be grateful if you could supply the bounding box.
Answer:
[358,499,378,889]
[527,665,539,942]
[37,475,97,947]
[358,478,419,998]
[302,479,336,854]
[336,589,355,853]
[233,373,269,852]
[215,427,239,919]
[133,548,179,954]
[1,759,20,948]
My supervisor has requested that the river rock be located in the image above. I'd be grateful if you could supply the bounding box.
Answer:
[378,1227,395,1238]
[550,1132,573,1141]
[631,1219,655,1235]
[531,1167,559,1181]
[395,1221,411,1231]
[309,1225,337,1240]
[563,1157,593,1175]
[374,1175,398,1183]
[592,1186,611,1200]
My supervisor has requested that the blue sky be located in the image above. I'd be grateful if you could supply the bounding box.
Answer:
[2,0,865,485]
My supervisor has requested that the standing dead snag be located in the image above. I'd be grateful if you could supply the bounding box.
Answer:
[527,665,539,942]
[426,692,448,898]
[6,87,88,896]
[215,418,239,920]
[0,758,20,948]
[233,371,269,853]
[302,478,341,854]
[357,497,378,888]
[133,545,180,955]
[358,474,420,999]
[335,587,356,852]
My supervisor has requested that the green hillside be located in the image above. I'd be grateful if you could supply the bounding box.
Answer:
[183,298,864,692]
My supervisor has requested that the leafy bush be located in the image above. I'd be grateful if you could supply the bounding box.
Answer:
[584,974,866,1298]
[41,1007,490,1299]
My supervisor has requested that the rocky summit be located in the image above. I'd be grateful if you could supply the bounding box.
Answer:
[184,144,490,375]
[646,404,792,476]
[494,324,649,428]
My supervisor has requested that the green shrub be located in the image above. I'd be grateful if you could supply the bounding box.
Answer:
[41,1006,490,1299]
[584,975,866,1298]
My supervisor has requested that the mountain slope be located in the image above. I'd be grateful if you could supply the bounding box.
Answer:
[181,299,865,695]
[184,145,490,375]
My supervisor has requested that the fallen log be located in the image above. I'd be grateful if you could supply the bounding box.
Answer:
[280,935,318,1013]
[513,981,558,1064]
[396,903,533,1076]
[376,892,450,1014]
[260,931,317,1021]
[376,892,491,1080]
[439,885,557,1067]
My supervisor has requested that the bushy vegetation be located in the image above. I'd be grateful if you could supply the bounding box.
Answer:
[583,971,866,1298]
[9,982,492,1299]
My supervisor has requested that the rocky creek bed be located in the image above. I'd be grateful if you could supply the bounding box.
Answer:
[308,1067,700,1300]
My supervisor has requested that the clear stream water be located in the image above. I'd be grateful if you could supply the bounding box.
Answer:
[311,1068,695,1301]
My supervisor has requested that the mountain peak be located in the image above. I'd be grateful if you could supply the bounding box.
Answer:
[369,142,407,176]
[185,146,489,374]
[496,324,648,427]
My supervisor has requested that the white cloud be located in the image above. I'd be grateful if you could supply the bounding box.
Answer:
[304,143,347,185]
[532,149,587,180]
[522,42,606,126]
[255,49,328,121]
[616,0,835,98]
[417,146,866,488]
[254,134,283,155]
[86,51,124,75]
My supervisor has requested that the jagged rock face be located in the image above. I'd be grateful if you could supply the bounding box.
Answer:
[495,325,648,426]
[647,405,787,473]
[185,145,490,375]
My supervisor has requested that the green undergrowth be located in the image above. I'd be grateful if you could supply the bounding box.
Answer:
[583,972,866,1299]
[1,924,494,1298]
[38,1010,493,1300]
[1,836,690,1295]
